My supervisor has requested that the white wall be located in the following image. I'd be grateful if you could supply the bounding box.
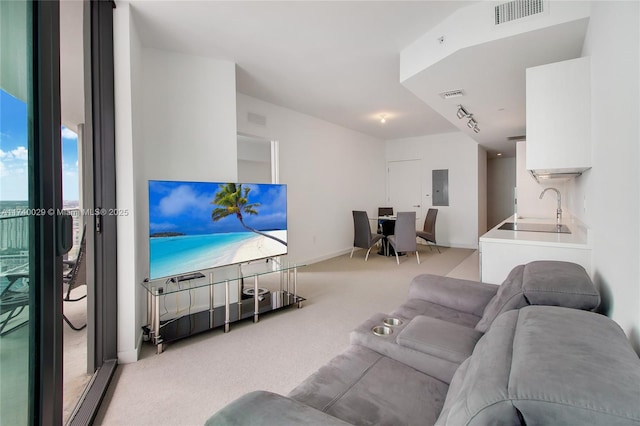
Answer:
[237,93,386,264]
[238,159,271,183]
[385,132,480,249]
[487,157,516,228]
[114,5,238,362]
[566,1,640,351]
[141,49,237,182]
[113,3,142,363]
[477,146,487,235]
[237,136,271,183]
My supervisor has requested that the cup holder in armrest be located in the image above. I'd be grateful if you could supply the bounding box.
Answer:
[383,317,403,327]
[372,325,393,336]
[373,317,403,335]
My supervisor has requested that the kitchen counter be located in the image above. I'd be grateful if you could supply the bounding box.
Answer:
[479,215,591,284]
[480,215,590,249]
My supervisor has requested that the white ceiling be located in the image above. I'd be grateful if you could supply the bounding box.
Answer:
[127,1,475,139]
[403,17,589,157]
[62,1,589,158]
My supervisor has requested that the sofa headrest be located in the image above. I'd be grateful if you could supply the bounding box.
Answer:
[522,260,600,307]
[437,306,640,426]
[475,261,599,332]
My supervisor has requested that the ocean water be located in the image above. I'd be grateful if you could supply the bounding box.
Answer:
[149,232,270,280]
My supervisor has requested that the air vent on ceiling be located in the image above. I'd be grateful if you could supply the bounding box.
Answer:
[495,0,544,25]
[439,89,465,100]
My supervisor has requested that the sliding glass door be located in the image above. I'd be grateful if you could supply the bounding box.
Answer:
[1,2,119,423]
[0,2,33,422]
[1,1,64,424]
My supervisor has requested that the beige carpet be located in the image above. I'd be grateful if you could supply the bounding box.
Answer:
[94,247,477,425]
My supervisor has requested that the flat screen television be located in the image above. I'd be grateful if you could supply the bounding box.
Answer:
[148,180,287,280]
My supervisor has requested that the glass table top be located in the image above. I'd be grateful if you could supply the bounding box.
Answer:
[141,263,304,295]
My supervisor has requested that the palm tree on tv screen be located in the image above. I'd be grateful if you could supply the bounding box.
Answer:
[211,183,287,246]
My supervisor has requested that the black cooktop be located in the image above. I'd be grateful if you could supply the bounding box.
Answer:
[497,222,571,234]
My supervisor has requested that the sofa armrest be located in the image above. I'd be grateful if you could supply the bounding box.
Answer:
[350,313,470,383]
[407,274,498,317]
[396,316,483,363]
[205,391,351,426]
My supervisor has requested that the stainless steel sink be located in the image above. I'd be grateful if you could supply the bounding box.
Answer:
[498,222,571,234]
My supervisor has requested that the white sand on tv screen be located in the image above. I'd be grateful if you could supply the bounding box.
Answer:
[231,230,287,263]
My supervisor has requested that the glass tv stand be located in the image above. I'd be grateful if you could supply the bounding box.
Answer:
[141,262,305,353]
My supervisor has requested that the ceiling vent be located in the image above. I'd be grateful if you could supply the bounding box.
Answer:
[495,0,544,25]
[439,89,465,100]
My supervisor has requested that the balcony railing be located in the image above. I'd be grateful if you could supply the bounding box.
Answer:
[0,209,82,273]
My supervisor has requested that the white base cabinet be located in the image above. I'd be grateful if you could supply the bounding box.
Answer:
[479,215,591,285]
[480,240,591,285]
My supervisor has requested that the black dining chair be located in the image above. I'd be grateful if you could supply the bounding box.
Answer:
[351,211,384,261]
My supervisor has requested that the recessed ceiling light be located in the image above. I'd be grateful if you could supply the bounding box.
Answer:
[379,114,387,124]
[497,153,503,156]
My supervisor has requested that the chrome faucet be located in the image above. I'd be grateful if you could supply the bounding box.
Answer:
[539,187,562,226]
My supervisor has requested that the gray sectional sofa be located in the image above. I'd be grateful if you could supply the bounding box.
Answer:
[207,261,640,425]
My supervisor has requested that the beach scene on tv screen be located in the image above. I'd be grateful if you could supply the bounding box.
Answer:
[148,180,287,280]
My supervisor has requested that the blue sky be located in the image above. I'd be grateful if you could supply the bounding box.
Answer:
[0,88,79,201]
[149,181,287,236]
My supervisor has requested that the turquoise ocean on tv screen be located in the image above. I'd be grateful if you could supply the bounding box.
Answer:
[150,232,257,279]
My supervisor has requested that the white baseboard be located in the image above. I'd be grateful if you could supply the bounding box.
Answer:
[296,243,477,266]
[118,330,144,364]
[417,240,478,250]
[448,242,479,250]
[301,248,353,265]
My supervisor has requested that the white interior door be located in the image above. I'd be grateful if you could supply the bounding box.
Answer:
[387,160,422,228]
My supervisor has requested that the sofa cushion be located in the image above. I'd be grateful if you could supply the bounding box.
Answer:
[436,306,640,426]
[475,261,599,332]
[406,274,498,317]
[391,299,482,329]
[474,265,527,332]
[436,309,522,425]
[205,391,351,425]
[436,356,471,424]
[288,344,449,426]
[396,315,483,363]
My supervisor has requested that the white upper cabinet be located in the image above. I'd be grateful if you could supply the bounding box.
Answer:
[526,57,591,177]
